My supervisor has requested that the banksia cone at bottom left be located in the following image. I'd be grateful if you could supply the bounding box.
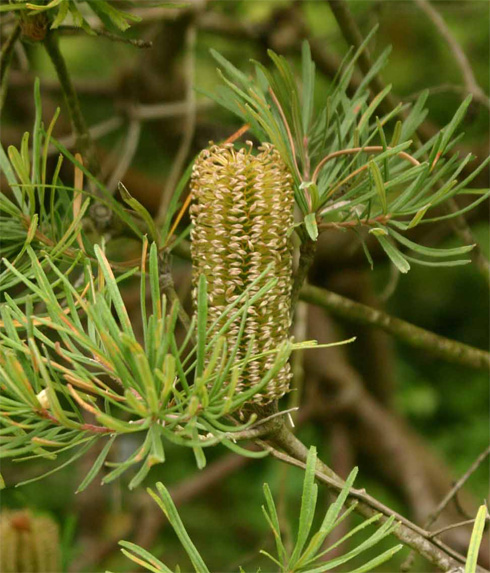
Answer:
[190,142,294,405]
[0,510,61,572]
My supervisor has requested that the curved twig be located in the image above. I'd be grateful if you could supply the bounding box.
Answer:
[312,145,420,183]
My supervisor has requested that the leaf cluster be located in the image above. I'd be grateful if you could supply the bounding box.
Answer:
[0,80,145,304]
[0,239,309,489]
[208,30,489,271]
[1,81,351,491]
[1,0,141,35]
[118,447,402,573]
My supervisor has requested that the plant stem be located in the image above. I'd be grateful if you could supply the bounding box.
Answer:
[326,0,490,286]
[413,0,489,110]
[43,29,99,176]
[0,22,21,113]
[291,237,317,309]
[300,283,490,371]
[327,0,398,115]
[266,422,485,572]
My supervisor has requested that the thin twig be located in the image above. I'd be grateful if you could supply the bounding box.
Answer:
[300,283,490,371]
[265,422,484,572]
[312,145,420,183]
[413,0,490,111]
[156,23,197,226]
[106,118,141,194]
[49,117,123,156]
[318,214,390,230]
[427,445,490,529]
[401,445,490,572]
[428,519,486,540]
[0,22,21,113]
[133,99,214,121]
[57,25,153,49]
[43,29,99,176]
[326,0,490,285]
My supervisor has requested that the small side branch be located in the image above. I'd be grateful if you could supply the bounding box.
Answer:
[43,29,99,176]
[156,23,198,225]
[57,25,153,49]
[414,0,490,110]
[300,283,490,371]
[428,444,490,529]
[0,22,21,112]
[326,0,398,115]
[326,0,490,286]
[402,444,490,571]
[291,238,317,309]
[266,422,482,572]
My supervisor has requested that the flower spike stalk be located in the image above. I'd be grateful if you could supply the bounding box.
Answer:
[190,142,294,404]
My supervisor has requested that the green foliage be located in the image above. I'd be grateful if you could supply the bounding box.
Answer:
[0,241,298,488]
[464,505,489,573]
[0,79,353,491]
[208,35,489,268]
[0,80,149,304]
[0,0,141,35]
[118,448,402,572]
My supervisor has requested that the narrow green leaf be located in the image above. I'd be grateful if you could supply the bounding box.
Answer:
[376,235,410,273]
[31,79,42,188]
[196,274,208,378]
[389,227,474,258]
[465,505,488,573]
[119,540,172,573]
[119,183,160,245]
[262,482,286,564]
[407,204,431,228]
[305,213,319,241]
[301,40,315,134]
[76,434,116,493]
[369,161,387,213]
[50,0,69,28]
[345,545,403,573]
[94,245,133,336]
[128,457,152,490]
[299,467,359,565]
[290,446,319,565]
[440,95,472,156]
[150,483,211,573]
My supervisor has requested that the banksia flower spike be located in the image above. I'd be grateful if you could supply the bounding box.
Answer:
[190,142,294,405]
[0,510,61,573]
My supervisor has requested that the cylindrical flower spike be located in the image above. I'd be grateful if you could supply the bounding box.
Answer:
[190,142,294,405]
[0,510,61,573]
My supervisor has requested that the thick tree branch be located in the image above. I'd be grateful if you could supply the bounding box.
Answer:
[300,283,490,371]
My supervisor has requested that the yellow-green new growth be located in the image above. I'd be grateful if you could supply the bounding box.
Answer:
[190,142,294,405]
